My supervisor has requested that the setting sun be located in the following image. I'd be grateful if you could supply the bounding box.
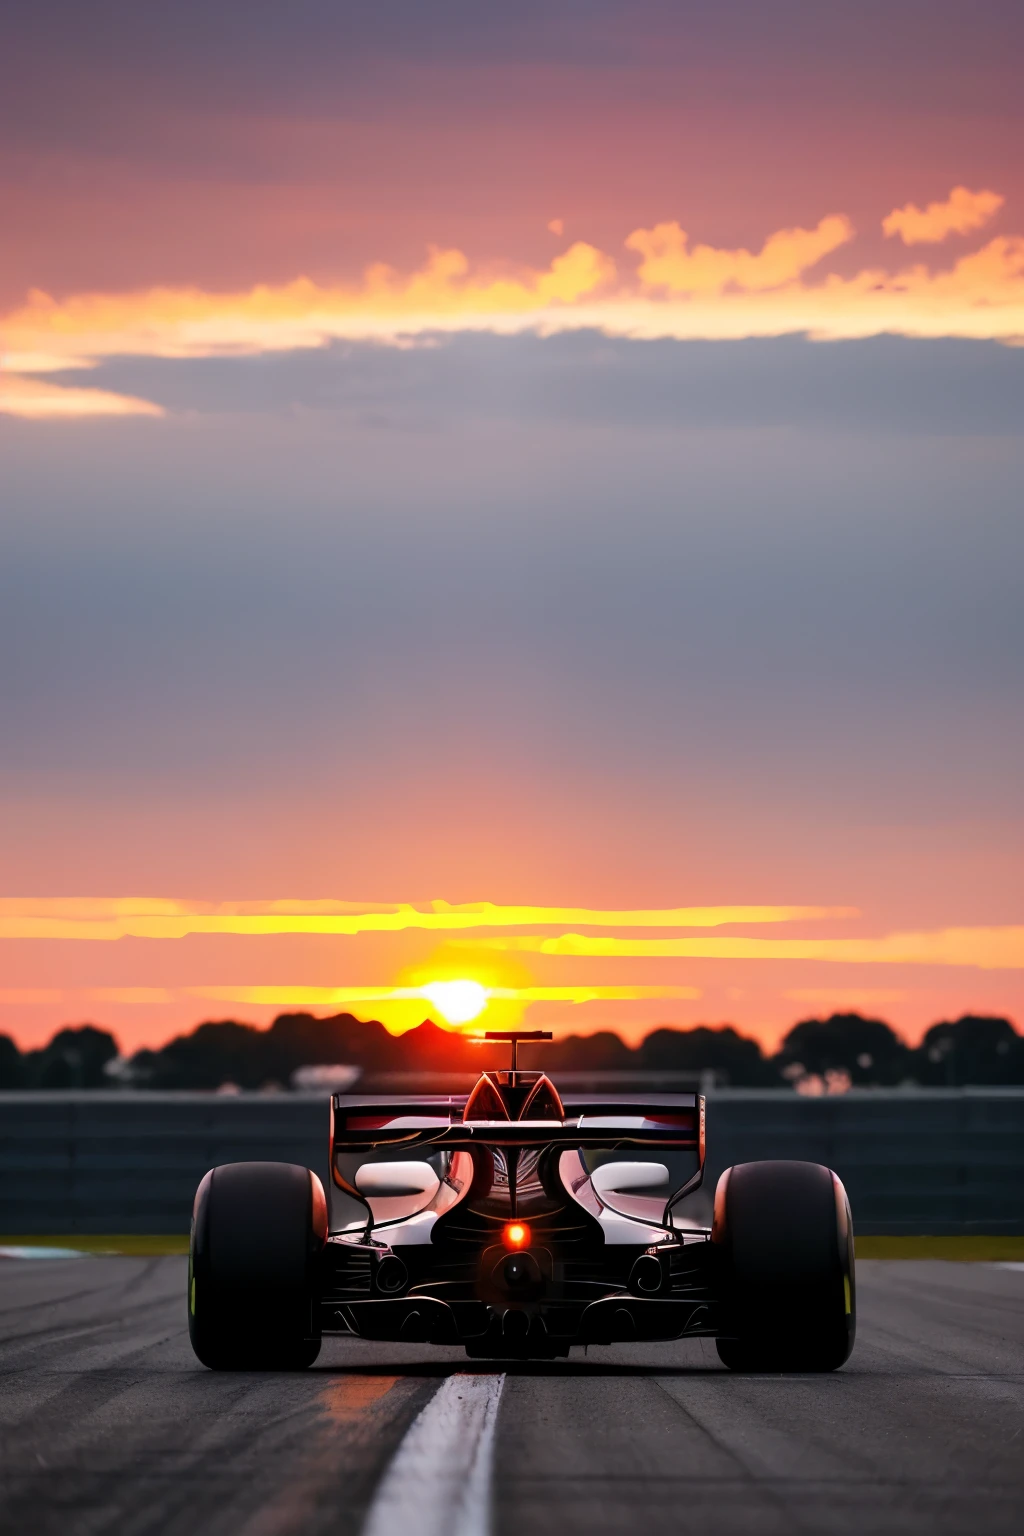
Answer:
[421,979,488,1025]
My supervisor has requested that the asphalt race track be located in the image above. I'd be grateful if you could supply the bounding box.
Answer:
[0,1257,1021,1536]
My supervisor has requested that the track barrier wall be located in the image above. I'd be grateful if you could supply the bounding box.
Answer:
[0,1087,1022,1235]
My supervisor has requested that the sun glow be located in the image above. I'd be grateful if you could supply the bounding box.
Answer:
[420,979,488,1025]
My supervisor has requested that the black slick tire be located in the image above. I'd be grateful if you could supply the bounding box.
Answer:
[188,1161,328,1370]
[713,1159,855,1372]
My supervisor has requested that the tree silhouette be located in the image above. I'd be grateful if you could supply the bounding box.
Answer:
[23,1025,119,1088]
[1,1010,1021,1090]
[776,1014,911,1086]
[0,1033,27,1088]
[914,1015,1024,1087]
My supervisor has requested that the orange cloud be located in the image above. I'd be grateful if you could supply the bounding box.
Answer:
[598,234,1024,342]
[188,984,700,1006]
[0,982,700,1043]
[0,897,853,940]
[883,186,1005,245]
[187,983,702,1035]
[3,203,1023,391]
[625,215,853,293]
[0,242,615,374]
[0,371,164,419]
[468,926,1024,970]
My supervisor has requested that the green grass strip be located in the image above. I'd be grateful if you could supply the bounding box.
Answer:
[856,1235,1024,1260]
[0,1234,189,1255]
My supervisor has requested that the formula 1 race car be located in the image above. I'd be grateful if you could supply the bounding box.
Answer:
[188,1032,855,1372]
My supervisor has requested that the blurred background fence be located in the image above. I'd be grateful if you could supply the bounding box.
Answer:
[1,1086,1022,1235]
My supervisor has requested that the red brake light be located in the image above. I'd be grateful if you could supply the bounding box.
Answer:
[502,1221,531,1250]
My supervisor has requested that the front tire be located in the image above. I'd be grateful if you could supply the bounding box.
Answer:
[713,1159,855,1372]
[188,1161,328,1370]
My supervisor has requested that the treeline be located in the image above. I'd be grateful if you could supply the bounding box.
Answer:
[1,1009,1023,1090]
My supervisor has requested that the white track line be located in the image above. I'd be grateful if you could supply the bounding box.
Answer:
[362,1372,505,1536]
[0,1246,89,1260]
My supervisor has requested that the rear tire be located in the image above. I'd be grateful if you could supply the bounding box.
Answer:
[188,1161,328,1370]
[713,1159,855,1372]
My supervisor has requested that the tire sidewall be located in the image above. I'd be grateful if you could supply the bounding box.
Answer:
[714,1159,855,1371]
[188,1161,326,1370]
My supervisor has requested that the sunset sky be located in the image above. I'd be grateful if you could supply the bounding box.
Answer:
[2,1,1022,1055]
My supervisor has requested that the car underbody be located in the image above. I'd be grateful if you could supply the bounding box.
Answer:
[320,1226,720,1357]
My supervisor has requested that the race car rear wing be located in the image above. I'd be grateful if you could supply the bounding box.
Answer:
[330,1092,705,1156]
[329,1088,707,1235]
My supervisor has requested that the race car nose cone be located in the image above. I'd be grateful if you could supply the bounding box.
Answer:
[502,1221,531,1250]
